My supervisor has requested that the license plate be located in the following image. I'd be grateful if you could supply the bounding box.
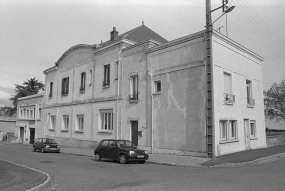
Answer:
[51,148,56,150]
[137,155,144,158]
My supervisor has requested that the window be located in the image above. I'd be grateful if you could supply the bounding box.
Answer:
[223,72,235,104]
[27,110,29,119]
[89,69,92,86]
[250,120,256,138]
[62,115,69,130]
[219,120,238,142]
[154,80,161,94]
[103,64,110,87]
[76,115,84,131]
[129,75,139,101]
[30,110,33,119]
[100,110,113,131]
[49,82,53,98]
[61,77,69,96]
[220,120,227,141]
[39,108,42,119]
[50,116,56,130]
[80,72,86,92]
[246,80,255,107]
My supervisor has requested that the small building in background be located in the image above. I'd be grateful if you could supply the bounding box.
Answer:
[16,92,44,144]
[0,116,16,141]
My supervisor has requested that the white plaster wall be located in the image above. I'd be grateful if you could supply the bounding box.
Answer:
[213,34,267,156]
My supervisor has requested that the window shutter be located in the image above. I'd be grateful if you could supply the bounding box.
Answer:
[67,77,69,94]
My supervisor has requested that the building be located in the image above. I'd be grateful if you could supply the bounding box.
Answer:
[42,24,266,156]
[16,93,44,144]
[0,116,16,141]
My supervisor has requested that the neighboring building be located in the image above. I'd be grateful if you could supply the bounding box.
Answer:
[42,24,266,156]
[16,93,44,144]
[0,116,16,141]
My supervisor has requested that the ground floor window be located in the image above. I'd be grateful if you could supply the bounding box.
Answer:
[250,120,256,138]
[219,119,238,142]
[62,115,69,131]
[76,115,84,131]
[50,116,56,130]
[99,110,113,132]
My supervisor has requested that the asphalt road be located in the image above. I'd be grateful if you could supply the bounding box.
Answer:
[1,143,285,191]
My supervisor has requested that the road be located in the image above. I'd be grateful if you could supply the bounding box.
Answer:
[0,143,285,191]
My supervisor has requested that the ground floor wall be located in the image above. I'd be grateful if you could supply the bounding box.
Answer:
[16,120,42,144]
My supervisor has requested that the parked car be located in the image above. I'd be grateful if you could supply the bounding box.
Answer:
[94,139,149,164]
[33,138,60,153]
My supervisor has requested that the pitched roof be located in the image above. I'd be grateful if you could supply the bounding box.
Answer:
[95,24,168,50]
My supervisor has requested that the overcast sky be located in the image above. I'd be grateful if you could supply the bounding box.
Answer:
[1,0,284,106]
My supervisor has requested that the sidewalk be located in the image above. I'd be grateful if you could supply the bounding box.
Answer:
[2,141,285,167]
[60,145,285,167]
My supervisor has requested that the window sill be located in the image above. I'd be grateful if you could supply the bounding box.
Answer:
[219,139,239,144]
[49,129,55,131]
[250,137,257,140]
[61,94,68,97]
[75,130,84,133]
[224,102,235,105]
[152,92,161,95]
[80,90,85,93]
[102,84,110,89]
[98,130,113,134]
[61,130,69,132]
[129,99,139,103]
[246,104,254,108]
[49,96,52,99]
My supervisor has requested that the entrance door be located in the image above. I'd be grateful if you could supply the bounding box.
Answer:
[131,121,138,146]
[29,128,35,144]
[20,127,24,144]
[244,119,250,150]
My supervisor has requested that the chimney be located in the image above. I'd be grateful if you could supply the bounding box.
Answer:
[110,27,118,41]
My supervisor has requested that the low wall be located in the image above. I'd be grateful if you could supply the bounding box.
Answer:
[46,136,99,149]
[266,136,285,147]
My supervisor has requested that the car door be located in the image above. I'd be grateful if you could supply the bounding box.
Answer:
[98,140,109,158]
[33,138,39,149]
[108,140,119,160]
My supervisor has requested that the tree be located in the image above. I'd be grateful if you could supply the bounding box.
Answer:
[6,78,45,116]
[264,79,285,122]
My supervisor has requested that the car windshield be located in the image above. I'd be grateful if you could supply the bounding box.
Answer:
[44,139,56,144]
[118,140,135,148]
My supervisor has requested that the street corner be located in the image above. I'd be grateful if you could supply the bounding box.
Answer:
[0,158,51,191]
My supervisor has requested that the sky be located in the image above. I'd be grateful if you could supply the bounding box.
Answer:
[0,0,284,107]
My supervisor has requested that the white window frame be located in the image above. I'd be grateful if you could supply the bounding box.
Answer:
[154,80,161,94]
[250,120,256,139]
[99,110,113,132]
[129,75,139,100]
[219,119,238,142]
[50,115,56,130]
[76,115,84,131]
[62,115,69,131]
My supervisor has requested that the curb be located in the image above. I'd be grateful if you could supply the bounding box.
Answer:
[0,158,52,191]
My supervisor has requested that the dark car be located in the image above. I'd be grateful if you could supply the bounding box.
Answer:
[94,139,149,164]
[33,138,60,153]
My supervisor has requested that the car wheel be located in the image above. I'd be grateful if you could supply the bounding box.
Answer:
[41,147,45,153]
[139,160,145,164]
[95,153,101,161]
[119,154,127,164]
[33,147,36,152]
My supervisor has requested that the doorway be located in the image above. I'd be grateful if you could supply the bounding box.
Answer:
[244,119,250,150]
[20,127,24,144]
[29,128,35,144]
[131,121,138,146]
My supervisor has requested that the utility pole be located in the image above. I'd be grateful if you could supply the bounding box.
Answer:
[205,0,215,158]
